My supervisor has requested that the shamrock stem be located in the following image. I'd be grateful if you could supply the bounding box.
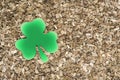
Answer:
[38,47,48,63]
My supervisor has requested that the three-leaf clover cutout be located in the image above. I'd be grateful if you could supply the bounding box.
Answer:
[15,18,58,63]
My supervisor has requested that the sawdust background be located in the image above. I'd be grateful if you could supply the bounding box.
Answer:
[0,0,120,80]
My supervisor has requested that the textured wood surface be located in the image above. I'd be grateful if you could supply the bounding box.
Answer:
[0,0,120,80]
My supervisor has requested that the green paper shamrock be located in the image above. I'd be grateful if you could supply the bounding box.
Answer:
[15,18,58,63]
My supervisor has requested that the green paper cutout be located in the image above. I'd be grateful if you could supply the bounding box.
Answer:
[15,18,58,63]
